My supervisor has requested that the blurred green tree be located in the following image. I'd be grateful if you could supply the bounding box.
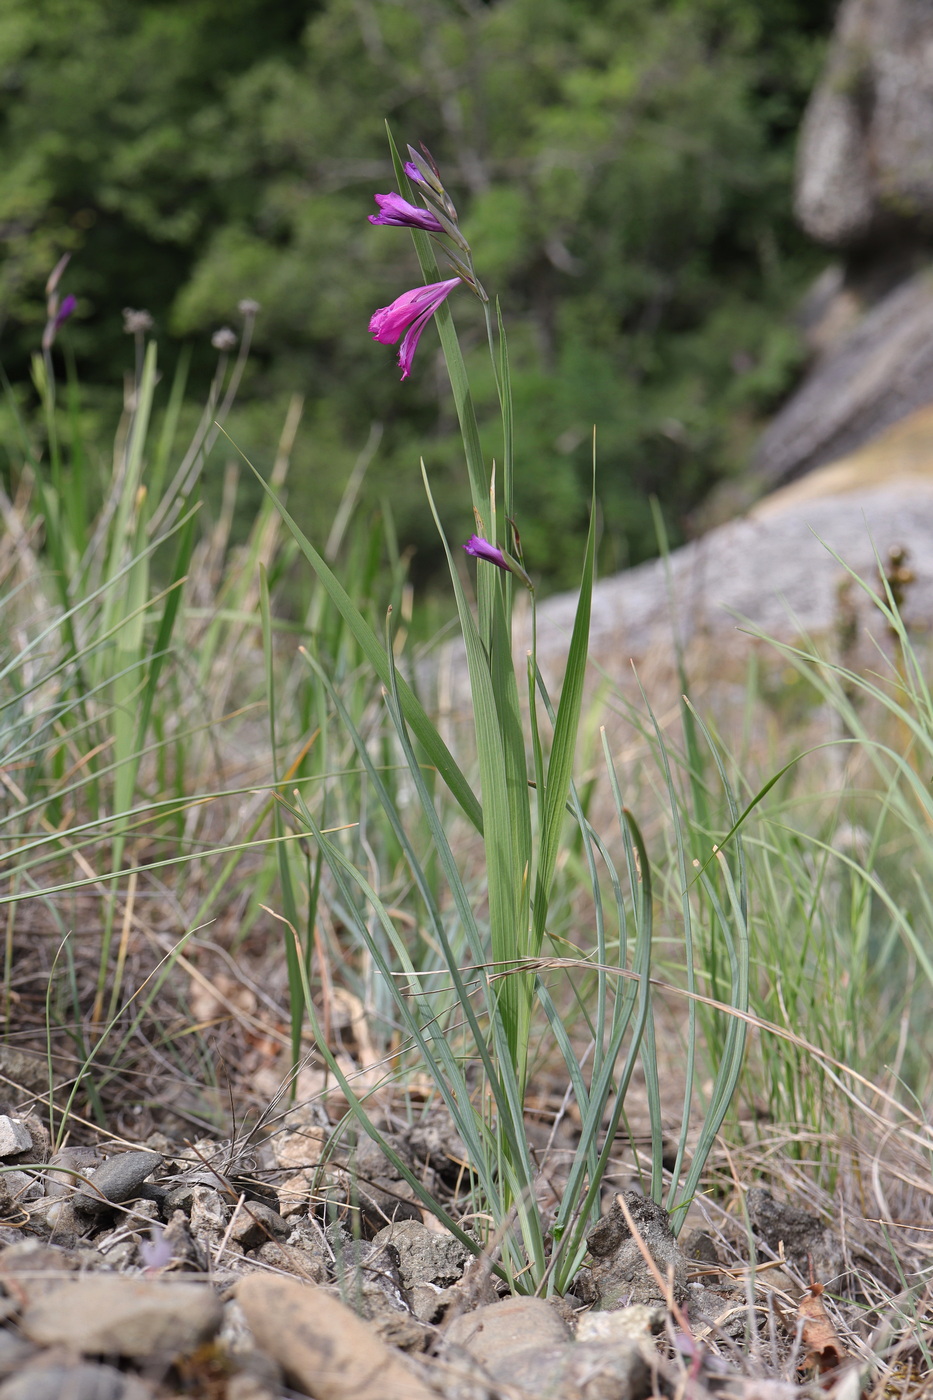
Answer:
[0,0,834,592]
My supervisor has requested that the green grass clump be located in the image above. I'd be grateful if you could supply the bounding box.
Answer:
[254,132,751,1292]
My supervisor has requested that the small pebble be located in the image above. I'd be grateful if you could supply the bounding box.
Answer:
[230,1201,287,1251]
[20,1276,222,1359]
[28,1198,81,1247]
[0,1118,32,1159]
[0,1329,37,1378]
[73,1151,162,1216]
[0,1359,155,1400]
[0,1170,41,1217]
[44,1148,100,1200]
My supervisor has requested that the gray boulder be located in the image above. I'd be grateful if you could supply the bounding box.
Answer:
[796,0,933,247]
[751,268,933,488]
[755,0,933,490]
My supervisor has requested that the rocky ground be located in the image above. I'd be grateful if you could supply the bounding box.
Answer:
[0,1088,924,1400]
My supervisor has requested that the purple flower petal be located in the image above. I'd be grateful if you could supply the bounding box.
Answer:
[404,160,428,186]
[463,535,509,571]
[369,278,459,379]
[369,192,443,232]
[52,294,76,332]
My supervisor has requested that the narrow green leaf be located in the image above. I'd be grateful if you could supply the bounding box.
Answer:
[532,468,596,953]
[230,439,483,834]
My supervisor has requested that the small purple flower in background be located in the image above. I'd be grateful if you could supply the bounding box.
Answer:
[52,294,76,333]
[369,277,460,379]
[140,1223,173,1273]
[369,192,444,233]
[464,534,509,570]
[42,255,76,352]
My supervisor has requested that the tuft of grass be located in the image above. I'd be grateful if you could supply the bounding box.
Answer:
[245,130,753,1292]
[0,308,408,1139]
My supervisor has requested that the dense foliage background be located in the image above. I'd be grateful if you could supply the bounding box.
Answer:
[0,0,835,593]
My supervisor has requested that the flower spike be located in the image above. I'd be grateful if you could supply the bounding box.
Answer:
[464,535,509,570]
[369,277,460,379]
[464,535,534,590]
[369,192,444,232]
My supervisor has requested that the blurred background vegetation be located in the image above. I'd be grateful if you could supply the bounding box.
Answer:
[0,0,835,598]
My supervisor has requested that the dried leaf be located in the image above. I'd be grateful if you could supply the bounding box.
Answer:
[799,1281,847,1377]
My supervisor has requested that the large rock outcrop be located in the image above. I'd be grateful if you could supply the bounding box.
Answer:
[795,0,933,247]
[751,0,933,491]
[750,267,933,487]
[530,403,933,690]
[431,405,933,736]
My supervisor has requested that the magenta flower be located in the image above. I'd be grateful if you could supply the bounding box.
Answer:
[53,294,76,331]
[464,534,534,590]
[42,291,77,351]
[464,535,509,570]
[369,277,459,379]
[369,192,443,232]
[404,160,428,186]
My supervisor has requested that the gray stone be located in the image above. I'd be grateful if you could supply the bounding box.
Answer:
[404,1115,471,1184]
[254,1240,328,1282]
[133,1183,168,1212]
[747,1187,848,1287]
[237,1274,439,1400]
[230,1200,287,1250]
[44,1147,100,1200]
[0,1046,49,1097]
[73,1151,162,1216]
[225,1373,282,1400]
[484,1340,650,1400]
[683,1228,722,1284]
[20,1277,223,1359]
[445,1295,572,1360]
[188,1183,228,1240]
[576,1305,664,1342]
[28,1197,82,1246]
[0,1238,90,1302]
[270,1124,331,1170]
[408,1280,461,1324]
[585,1192,687,1308]
[0,1118,31,1158]
[6,1115,49,1165]
[370,1219,471,1288]
[163,1182,195,1214]
[445,1298,652,1400]
[1,1169,43,1221]
[796,0,933,247]
[157,1208,209,1272]
[328,1239,431,1349]
[97,1234,139,1269]
[216,1306,283,1400]
[0,1170,36,1225]
[125,1196,160,1225]
[344,1280,431,1353]
[0,1361,155,1400]
[754,0,933,508]
[0,1330,37,1378]
[510,456,933,710]
[348,1135,429,1228]
[284,1214,328,1256]
[750,271,933,490]
[685,1283,750,1341]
